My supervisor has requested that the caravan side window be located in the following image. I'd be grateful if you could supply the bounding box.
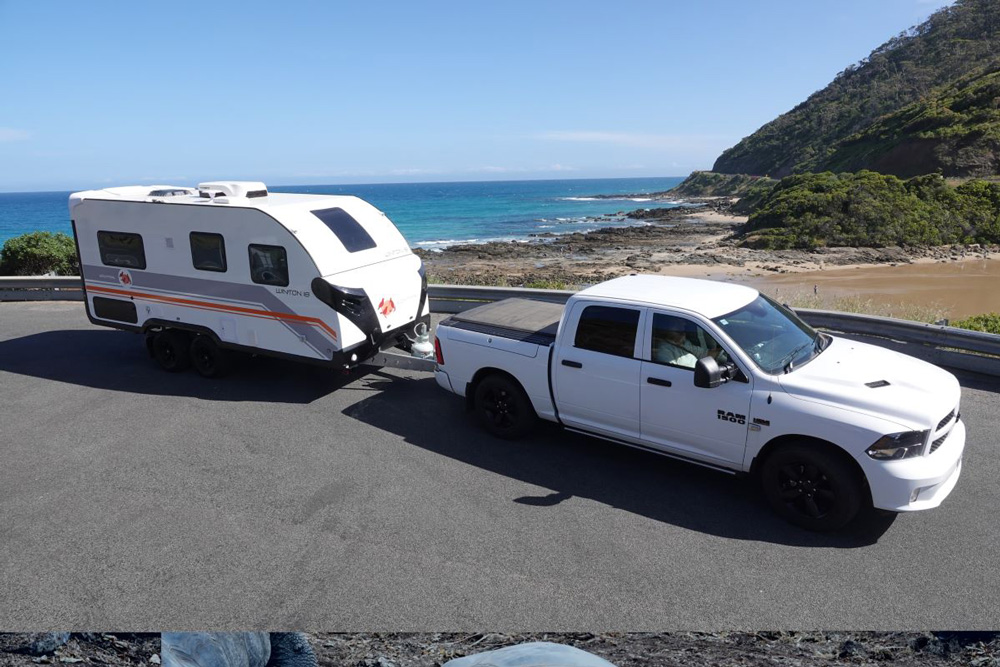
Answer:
[97,231,146,269]
[248,244,289,286]
[190,232,227,272]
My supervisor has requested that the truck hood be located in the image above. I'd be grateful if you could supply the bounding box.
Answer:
[778,337,960,430]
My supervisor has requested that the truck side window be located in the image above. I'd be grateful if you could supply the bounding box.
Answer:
[574,305,640,358]
[97,231,146,269]
[651,313,722,370]
[311,207,377,253]
[190,232,227,272]
[248,244,289,286]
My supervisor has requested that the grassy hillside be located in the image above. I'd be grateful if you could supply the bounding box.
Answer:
[821,68,1000,178]
[738,171,1000,249]
[668,171,775,197]
[713,0,1000,178]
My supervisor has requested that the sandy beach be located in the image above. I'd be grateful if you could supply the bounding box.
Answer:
[418,200,1000,319]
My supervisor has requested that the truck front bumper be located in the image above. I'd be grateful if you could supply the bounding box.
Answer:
[865,418,966,512]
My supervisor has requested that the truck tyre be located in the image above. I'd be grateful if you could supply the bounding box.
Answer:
[190,334,231,378]
[151,329,191,372]
[761,442,863,531]
[474,374,537,440]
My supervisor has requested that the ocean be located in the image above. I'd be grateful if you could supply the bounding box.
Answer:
[0,177,685,249]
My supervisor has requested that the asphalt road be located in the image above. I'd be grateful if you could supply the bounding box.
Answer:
[1,301,998,630]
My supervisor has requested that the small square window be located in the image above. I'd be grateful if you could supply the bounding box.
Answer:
[190,232,227,272]
[248,244,289,286]
[97,231,146,269]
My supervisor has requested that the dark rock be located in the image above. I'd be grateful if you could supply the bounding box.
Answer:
[838,639,863,658]
[10,633,71,656]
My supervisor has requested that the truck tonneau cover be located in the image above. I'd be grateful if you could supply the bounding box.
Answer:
[443,298,563,345]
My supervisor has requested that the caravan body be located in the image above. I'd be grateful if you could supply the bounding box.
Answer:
[70,181,429,368]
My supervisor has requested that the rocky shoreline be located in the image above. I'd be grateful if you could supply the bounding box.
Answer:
[3,633,998,667]
[416,198,999,288]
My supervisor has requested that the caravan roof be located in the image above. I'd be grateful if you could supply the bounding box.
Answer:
[70,181,414,277]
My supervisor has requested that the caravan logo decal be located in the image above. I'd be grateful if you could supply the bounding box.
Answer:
[118,269,133,287]
[377,297,396,318]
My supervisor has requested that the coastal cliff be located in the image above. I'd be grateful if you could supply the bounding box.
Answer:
[713,0,1000,179]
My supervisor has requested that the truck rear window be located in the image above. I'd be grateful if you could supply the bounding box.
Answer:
[574,305,640,358]
[311,207,377,253]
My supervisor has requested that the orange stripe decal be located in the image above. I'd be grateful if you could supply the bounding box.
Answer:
[87,283,338,340]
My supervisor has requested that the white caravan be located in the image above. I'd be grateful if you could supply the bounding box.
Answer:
[70,181,429,376]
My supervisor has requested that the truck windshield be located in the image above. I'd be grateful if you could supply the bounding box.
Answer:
[712,295,824,375]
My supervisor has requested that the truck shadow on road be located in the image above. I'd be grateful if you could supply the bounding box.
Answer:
[345,375,897,548]
[0,329,364,403]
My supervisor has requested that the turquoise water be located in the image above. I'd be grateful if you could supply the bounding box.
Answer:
[0,177,685,248]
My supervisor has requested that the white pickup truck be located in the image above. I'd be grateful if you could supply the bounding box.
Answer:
[433,275,965,530]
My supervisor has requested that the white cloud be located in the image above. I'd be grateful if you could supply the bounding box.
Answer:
[0,127,31,142]
[536,130,731,151]
[387,167,442,176]
[472,166,527,174]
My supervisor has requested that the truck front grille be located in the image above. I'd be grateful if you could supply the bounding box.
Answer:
[928,406,959,455]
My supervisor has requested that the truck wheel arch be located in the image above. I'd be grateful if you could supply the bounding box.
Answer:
[751,434,871,500]
[466,368,527,412]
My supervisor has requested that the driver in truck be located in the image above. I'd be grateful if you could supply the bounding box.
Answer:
[653,317,722,368]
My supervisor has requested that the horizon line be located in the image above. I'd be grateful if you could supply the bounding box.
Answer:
[0,173,688,195]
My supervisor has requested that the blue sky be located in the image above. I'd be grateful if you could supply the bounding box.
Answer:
[0,0,953,191]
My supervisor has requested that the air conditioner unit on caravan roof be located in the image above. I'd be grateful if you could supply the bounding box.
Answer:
[197,181,268,198]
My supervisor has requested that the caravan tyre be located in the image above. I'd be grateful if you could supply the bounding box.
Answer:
[190,335,231,378]
[152,330,191,372]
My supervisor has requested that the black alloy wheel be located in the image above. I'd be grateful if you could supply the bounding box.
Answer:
[474,374,537,440]
[151,329,191,372]
[761,442,863,531]
[189,334,231,378]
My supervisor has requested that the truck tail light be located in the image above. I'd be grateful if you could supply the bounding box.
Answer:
[434,336,444,365]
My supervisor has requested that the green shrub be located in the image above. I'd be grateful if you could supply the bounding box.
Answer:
[522,279,569,290]
[0,231,80,276]
[951,313,1000,334]
[739,171,1000,249]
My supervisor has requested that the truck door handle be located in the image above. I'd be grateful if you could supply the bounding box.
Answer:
[561,360,583,368]
[647,377,672,387]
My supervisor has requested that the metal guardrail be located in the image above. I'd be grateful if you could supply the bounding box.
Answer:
[426,284,1000,377]
[0,275,84,301]
[2,277,999,376]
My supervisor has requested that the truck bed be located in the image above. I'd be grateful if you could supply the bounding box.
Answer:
[441,298,563,346]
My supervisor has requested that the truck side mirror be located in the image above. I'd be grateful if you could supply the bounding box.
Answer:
[694,356,723,388]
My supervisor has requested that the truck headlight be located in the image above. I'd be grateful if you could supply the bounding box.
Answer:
[866,430,929,460]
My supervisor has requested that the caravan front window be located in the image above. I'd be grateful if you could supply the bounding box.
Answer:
[97,231,146,269]
[312,207,377,253]
[190,232,227,272]
[248,244,289,286]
